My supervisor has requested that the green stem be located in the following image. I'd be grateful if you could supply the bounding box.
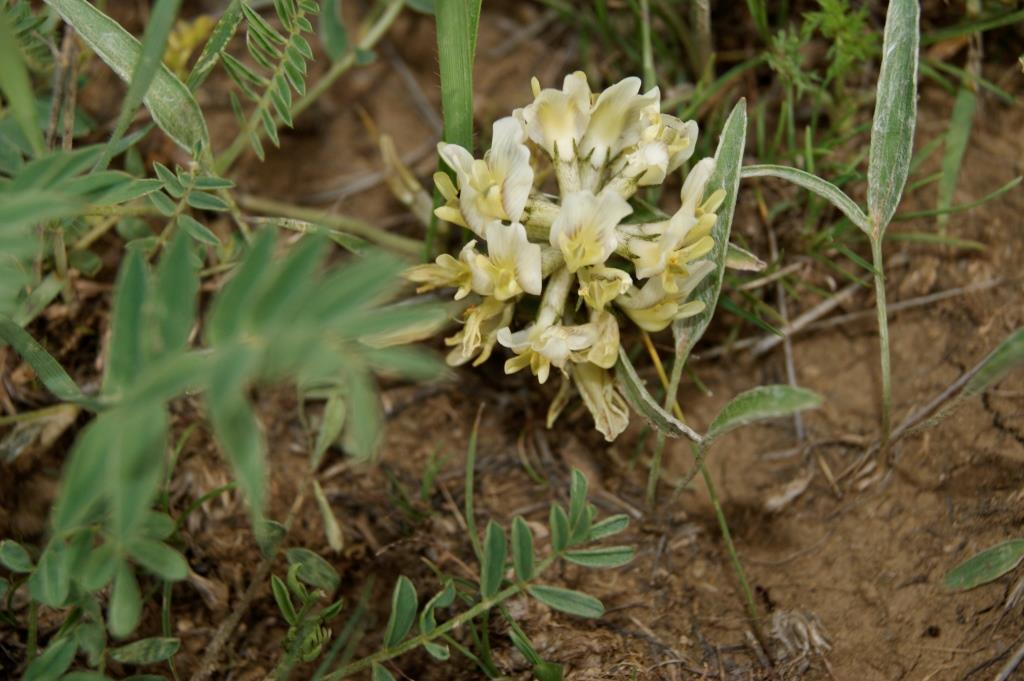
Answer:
[639,0,655,91]
[215,0,404,175]
[698,457,767,650]
[26,600,38,661]
[0,403,77,428]
[236,194,422,256]
[871,237,892,451]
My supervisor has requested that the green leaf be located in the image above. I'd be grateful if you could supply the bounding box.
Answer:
[0,14,45,156]
[371,664,396,681]
[206,230,276,344]
[741,165,869,232]
[418,581,455,635]
[568,469,588,533]
[125,539,188,582]
[187,0,245,90]
[481,520,507,598]
[0,315,90,406]
[44,0,210,156]
[319,0,349,61]
[705,385,822,443]
[549,504,569,553]
[104,249,148,395]
[153,229,199,355]
[78,543,118,591]
[60,673,115,681]
[24,637,76,681]
[527,585,604,618]
[110,637,181,664]
[944,540,1024,591]
[587,514,629,541]
[963,328,1024,398]
[725,242,766,272]
[154,162,185,197]
[341,366,381,461]
[936,85,976,228]
[106,404,169,542]
[0,539,33,573]
[97,0,184,169]
[285,547,340,593]
[271,574,298,624]
[615,349,702,442]
[186,191,230,212]
[673,99,747,362]
[383,576,417,648]
[435,0,481,154]
[28,540,70,608]
[311,392,345,469]
[207,349,265,526]
[866,0,919,236]
[564,546,635,569]
[511,516,534,582]
[109,561,142,638]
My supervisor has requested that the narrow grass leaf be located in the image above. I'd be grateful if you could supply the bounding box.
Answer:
[481,520,507,598]
[435,0,481,152]
[706,385,821,443]
[0,14,44,156]
[963,328,1024,398]
[937,85,976,228]
[674,99,747,362]
[383,576,417,647]
[0,315,88,405]
[528,585,604,618]
[109,637,181,664]
[615,349,702,442]
[944,540,1024,591]
[44,0,210,155]
[187,0,244,90]
[104,249,148,395]
[564,546,635,569]
[866,0,919,235]
[98,0,183,169]
[741,165,869,233]
[511,516,534,581]
[153,229,199,355]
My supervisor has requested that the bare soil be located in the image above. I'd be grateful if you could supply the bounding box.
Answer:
[2,3,1023,681]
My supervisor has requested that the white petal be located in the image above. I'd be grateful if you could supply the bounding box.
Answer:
[438,143,474,181]
[680,157,716,210]
[487,117,533,222]
[581,78,660,167]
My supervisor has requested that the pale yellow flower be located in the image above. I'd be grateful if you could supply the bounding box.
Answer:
[577,265,632,311]
[612,114,698,189]
[405,240,481,300]
[583,309,620,369]
[571,362,629,442]
[549,189,632,272]
[438,116,534,235]
[497,321,600,384]
[579,77,660,169]
[520,71,592,161]
[445,297,513,367]
[616,260,715,332]
[433,171,467,228]
[474,221,543,301]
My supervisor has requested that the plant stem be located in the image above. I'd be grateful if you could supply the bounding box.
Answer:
[236,194,422,256]
[325,558,557,679]
[871,237,892,453]
[698,457,768,652]
[640,330,685,509]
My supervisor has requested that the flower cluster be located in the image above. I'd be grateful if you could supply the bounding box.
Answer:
[407,73,725,441]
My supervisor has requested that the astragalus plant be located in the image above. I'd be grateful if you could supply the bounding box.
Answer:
[408,72,729,442]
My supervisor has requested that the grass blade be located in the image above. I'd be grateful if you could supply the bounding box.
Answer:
[0,13,45,156]
[435,0,482,152]
[936,85,976,229]
[97,0,183,170]
[45,0,211,157]
[963,328,1024,398]
[866,0,919,236]
[0,315,90,406]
